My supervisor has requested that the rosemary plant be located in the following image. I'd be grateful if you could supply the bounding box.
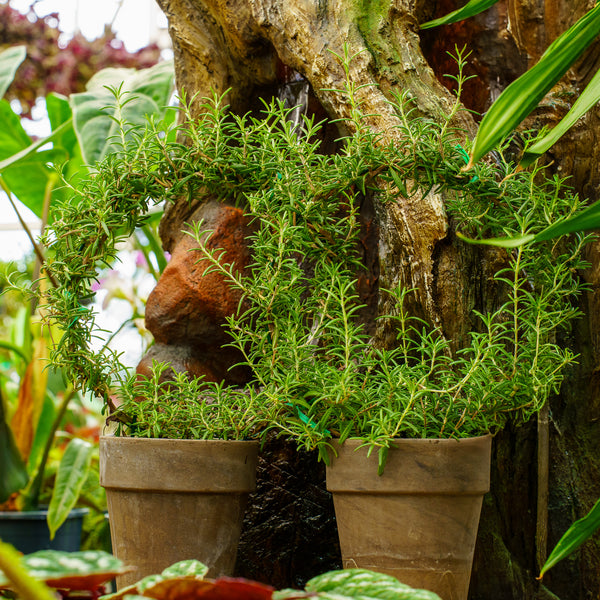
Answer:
[34,51,589,459]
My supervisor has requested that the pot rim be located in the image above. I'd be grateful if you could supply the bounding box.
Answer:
[100,435,259,445]
[0,507,89,519]
[326,434,492,494]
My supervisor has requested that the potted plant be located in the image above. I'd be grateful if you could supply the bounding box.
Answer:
[170,53,587,599]
[28,42,590,600]
[12,74,262,587]
[1,46,252,584]
[0,47,161,556]
[0,281,95,553]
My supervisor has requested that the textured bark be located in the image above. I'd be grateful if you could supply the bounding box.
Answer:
[148,0,600,597]
[157,0,480,338]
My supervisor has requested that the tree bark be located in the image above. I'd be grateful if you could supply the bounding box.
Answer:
[150,0,600,597]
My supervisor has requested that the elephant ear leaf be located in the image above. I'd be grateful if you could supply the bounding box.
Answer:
[420,0,499,30]
[70,60,174,166]
[0,45,26,98]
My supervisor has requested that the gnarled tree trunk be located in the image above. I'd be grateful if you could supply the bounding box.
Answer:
[145,0,600,597]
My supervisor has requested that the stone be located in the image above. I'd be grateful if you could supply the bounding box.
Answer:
[141,199,254,384]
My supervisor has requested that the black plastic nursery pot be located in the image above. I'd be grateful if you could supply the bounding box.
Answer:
[326,435,492,600]
[99,436,259,589]
[0,508,88,554]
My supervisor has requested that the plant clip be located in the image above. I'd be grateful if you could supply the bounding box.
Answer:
[455,144,478,182]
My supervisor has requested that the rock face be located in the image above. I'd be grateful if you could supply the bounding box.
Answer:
[138,199,254,385]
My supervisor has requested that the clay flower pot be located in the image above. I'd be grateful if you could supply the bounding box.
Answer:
[99,436,259,588]
[326,435,491,600]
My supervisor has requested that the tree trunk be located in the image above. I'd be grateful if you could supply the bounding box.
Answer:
[148,0,600,597]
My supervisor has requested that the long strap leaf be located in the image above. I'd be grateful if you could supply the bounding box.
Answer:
[457,196,600,247]
[420,0,499,30]
[540,497,600,577]
[520,66,600,167]
[466,4,600,168]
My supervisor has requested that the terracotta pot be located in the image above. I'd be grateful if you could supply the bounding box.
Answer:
[99,436,258,588]
[326,435,491,600]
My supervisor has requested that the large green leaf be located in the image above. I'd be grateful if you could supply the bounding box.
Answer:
[420,0,499,30]
[520,66,600,167]
[70,60,174,166]
[467,4,600,167]
[540,497,600,577]
[0,120,72,173]
[45,93,86,186]
[0,99,58,219]
[46,438,94,539]
[0,93,84,220]
[0,98,32,157]
[0,45,26,99]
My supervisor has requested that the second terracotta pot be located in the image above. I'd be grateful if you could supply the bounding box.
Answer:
[100,436,258,588]
[326,435,492,600]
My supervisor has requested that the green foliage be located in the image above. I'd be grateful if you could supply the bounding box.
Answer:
[420,0,499,30]
[458,195,600,247]
[0,53,166,535]
[300,569,440,600]
[0,549,125,592]
[116,363,261,440]
[0,554,440,600]
[70,61,175,165]
[520,65,600,168]
[32,47,587,460]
